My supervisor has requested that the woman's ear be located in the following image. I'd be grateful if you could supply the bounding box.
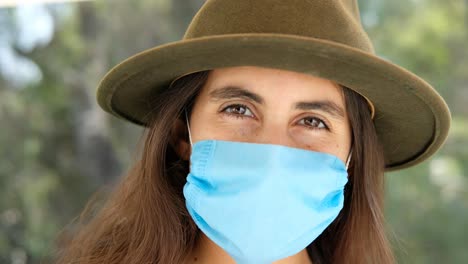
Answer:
[169,118,191,160]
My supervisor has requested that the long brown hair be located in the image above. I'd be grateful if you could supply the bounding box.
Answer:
[54,70,395,264]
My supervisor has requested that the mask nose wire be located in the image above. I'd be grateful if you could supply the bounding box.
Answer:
[185,110,193,147]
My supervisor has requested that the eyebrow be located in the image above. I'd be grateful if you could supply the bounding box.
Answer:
[294,101,345,119]
[209,85,345,120]
[209,85,264,104]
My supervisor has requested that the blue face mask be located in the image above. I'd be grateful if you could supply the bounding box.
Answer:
[182,114,351,264]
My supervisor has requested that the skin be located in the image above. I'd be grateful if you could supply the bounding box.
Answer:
[175,66,352,264]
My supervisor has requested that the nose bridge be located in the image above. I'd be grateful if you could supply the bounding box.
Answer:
[256,118,292,147]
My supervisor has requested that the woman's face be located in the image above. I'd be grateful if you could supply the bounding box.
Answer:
[186,66,352,164]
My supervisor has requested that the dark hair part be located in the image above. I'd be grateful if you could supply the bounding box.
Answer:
[55,70,395,264]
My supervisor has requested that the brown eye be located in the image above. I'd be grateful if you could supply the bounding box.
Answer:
[221,104,254,117]
[298,117,329,130]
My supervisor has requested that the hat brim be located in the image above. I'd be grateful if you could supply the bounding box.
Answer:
[96,33,451,171]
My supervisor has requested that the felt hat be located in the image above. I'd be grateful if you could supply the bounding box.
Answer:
[96,0,451,171]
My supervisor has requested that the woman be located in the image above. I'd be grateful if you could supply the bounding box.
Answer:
[55,0,451,263]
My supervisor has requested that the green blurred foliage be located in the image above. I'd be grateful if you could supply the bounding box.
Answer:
[0,0,466,263]
[358,0,468,263]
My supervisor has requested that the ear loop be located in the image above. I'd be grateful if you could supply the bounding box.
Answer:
[185,110,193,147]
[345,148,352,171]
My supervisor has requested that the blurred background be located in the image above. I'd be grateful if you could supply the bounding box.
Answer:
[0,0,466,263]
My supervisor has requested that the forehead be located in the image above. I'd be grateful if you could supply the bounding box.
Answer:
[203,66,344,101]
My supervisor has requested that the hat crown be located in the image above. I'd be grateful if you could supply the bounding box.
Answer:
[183,0,374,53]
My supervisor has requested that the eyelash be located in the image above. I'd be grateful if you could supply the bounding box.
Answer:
[220,104,330,131]
[220,104,254,118]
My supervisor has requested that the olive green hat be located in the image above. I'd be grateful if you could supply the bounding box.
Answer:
[96,0,451,171]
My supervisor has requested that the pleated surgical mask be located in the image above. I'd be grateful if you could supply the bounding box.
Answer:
[183,111,351,264]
